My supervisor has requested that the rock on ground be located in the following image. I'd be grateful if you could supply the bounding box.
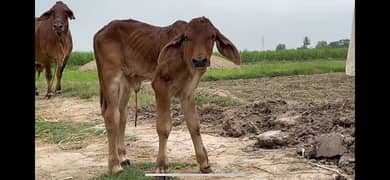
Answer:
[255,130,290,148]
[314,133,346,158]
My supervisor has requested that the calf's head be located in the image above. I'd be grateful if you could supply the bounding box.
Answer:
[38,1,75,33]
[160,17,240,73]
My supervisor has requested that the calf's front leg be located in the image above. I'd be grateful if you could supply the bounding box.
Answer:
[180,94,212,173]
[152,80,172,173]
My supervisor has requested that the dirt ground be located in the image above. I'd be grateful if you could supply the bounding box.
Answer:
[35,72,354,180]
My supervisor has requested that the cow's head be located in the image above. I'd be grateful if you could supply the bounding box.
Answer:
[38,1,75,33]
[160,17,240,73]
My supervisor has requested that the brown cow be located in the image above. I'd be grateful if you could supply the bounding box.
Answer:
[35,1,75,98]
[93,16,240,175]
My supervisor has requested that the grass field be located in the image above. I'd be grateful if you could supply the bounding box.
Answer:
[202,59,345,81]
[68,51,95,66]
[236,48,347,63]
[36,59,345,102]
[67,48,347,67]
[35,118,104,144]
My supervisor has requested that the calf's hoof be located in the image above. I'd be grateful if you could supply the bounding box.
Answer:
[155,165,168,173]
[45,92,54,99]
[110,165,123,175]
[156,176,170,180]
[200,165,213,173]
[155,166,169,180]
[55,90,62,96]
[120,159,131,167]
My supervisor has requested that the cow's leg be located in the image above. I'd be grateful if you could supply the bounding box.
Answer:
[44,64,54,98]
[118,77,132,167]
[54,55,69,95]
[152,80,172,173]
[54,65,63,96]
[180,94,212,173]
[35,64,39,96]
[101,72,123,174]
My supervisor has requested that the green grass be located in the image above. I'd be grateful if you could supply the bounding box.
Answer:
[35,118,105,144]
[68,51,94,66]
[36,70,98,99]
[133,90,155,108]
[126,135,138,142]
[36,59,345,100]
[35,69,243,106]
[66,49,346,68]
[202,59,346,81]
[98,162,196,180]
[214,48,347,64]
[195,95,243,107]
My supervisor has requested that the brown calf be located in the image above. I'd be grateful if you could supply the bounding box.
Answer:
[35,1,75,98]
[93,16,240,174]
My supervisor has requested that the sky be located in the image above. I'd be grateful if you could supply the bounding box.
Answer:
[35,0,354,52]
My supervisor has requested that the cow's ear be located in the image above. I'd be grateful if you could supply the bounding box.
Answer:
[38,9,53,21]
[164,34,185,48]
[154,33,185,78]
[215,29,241,65]
[157,33,185,64]
[66,9,75,20]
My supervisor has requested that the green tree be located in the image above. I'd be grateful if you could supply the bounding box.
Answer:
[303,36,310,48]
[276,44,286,51]
[315,41,328,48]
[299,36,311,49]
[329,39,350,48]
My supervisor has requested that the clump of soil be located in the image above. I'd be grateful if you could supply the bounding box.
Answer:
[254,130,291,148]
[215,99,355,176]
[136,98,353,176]
[131,73,355,177]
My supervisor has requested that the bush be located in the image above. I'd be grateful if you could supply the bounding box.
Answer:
[68,51,94,66]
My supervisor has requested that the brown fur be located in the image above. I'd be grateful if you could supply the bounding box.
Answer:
[35,1,75,97]
[93,16,240,174]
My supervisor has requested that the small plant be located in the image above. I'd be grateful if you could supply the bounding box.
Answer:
[35,118,104,144]
[98,162,195,180]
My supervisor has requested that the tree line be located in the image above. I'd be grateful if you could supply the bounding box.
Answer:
[276,36,350,51]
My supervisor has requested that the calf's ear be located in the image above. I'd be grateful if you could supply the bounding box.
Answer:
[215,29,241,65]
[38,9,53,21]
[66,9,75,20]
[157,33,185,64]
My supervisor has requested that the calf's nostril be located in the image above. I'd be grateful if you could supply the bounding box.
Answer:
[54,23,64,29]
[192,58,208,67]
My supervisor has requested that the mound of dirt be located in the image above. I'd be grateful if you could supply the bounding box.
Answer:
[209,55,240,69]
[207,99,354,177]
[78,55,239,72]
[128,73,355,177]
[135,98,355,176]
[78,60,96,72]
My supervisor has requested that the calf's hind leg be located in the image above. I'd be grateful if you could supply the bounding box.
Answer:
[117,78,132,167]
[101,73,123,174]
